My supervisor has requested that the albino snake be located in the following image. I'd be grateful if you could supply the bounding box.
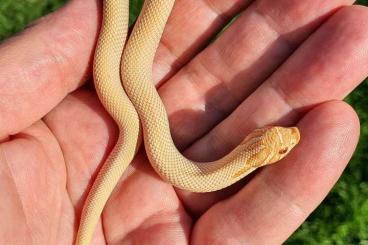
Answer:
[76,0,301,244]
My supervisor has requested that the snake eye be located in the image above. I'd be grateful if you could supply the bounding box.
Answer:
[279,148,288,154]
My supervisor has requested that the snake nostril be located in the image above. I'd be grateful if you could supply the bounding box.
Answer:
[279,148,288,154]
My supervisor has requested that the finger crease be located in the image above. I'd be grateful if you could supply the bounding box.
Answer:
[268,79,301,120]
[0,146,33,243]
[252,5,297,51]
[159,36,186,73]
[202,0,233,23]
[194,56,242,118]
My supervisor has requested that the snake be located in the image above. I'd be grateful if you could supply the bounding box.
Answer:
[75,0,301,244]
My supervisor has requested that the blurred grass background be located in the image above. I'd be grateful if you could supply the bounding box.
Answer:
[0,0,367,244]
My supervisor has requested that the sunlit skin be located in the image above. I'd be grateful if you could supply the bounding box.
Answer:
[0,0,367,244]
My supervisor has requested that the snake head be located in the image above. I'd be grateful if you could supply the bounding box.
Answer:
[246,126,300,166]
[263,126,300,164]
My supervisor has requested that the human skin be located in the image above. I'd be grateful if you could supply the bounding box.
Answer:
[0,0,367,244]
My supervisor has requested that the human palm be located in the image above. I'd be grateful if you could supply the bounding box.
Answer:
[1,0,367,244]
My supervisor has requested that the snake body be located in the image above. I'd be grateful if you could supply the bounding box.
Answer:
[76,0,301,244]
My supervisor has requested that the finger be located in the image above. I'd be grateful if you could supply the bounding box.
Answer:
[154,0,252,84]
[0,0,100,139]
[192,101,360,244]
[177,5,368,214]
[185,5,368,161]
[160,0,353,150]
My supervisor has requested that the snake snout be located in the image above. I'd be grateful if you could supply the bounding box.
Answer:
[289,127,301,146]
[278,127,300,156]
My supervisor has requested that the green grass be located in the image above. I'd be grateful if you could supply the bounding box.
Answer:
[0,0,65,40]
[0,0,367,244]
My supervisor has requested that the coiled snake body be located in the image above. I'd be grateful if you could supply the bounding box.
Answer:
[76,0,301,244]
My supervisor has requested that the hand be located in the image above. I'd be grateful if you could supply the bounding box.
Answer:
[0,0,367,244]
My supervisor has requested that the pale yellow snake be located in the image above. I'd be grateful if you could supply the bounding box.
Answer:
[76,0,301,244]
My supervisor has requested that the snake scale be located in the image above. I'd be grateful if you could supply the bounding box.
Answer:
[76,0,301,244]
